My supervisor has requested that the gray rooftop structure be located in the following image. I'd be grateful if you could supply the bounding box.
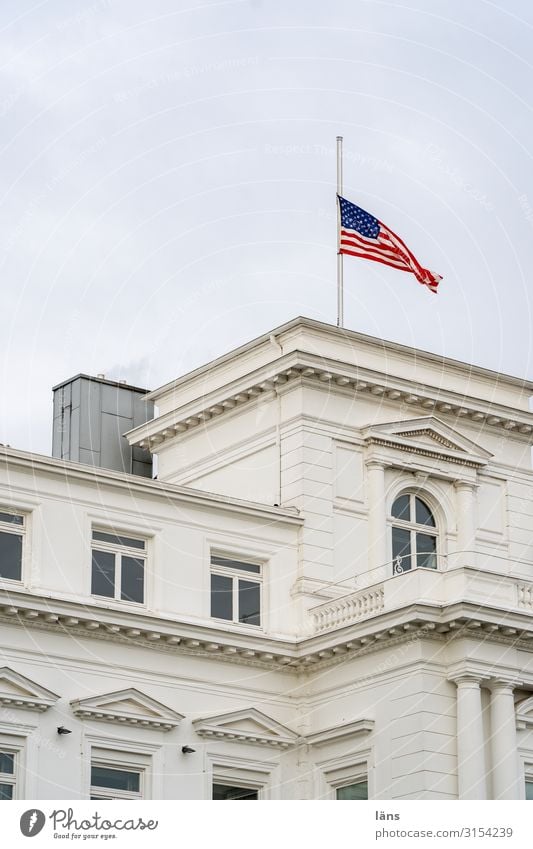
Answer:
[52,374,154,477]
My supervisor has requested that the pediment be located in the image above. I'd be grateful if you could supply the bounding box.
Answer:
[193,708,299,749]
[70,688,183,732]
[364,417,492,465]
[0,667,59,712]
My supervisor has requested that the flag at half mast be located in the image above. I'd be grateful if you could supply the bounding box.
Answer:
[337,195,442,293]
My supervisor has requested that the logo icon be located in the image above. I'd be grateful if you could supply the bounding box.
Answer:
[20,810,46,837]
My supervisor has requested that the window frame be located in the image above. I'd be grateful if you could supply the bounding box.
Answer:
[320,753,370,800]
[334,778,369,800]
[89,760,144,801]
[209,757,271,800]
[90,528,147,607]
[524,763,533,800]
[390,492,439,574]
[0,746,18,801]
[209,552,263,629]
[212,780,260,800]
[0,510,27,586]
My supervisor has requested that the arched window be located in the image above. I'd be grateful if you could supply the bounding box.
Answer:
[391,494,438,574]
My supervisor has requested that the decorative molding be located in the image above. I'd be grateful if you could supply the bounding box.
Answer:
[3,589,533,673]
[125,353,533,454]
[305,719,374,747]
[70,688,184,731]
[0,448,302,527]
[363,417,492,469]
[0,666,59,712]
[193,708,299,749]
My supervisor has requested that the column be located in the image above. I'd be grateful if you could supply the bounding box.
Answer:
[366,460,386,575]
[489,681,520,799]
[453,675,488,799]
[455,481,477,567]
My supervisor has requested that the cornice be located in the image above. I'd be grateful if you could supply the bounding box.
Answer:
[364,436,486,470]
[126,351,533,453]
[305,719,374,747]
[70,688,184,731]
[0,448,302,527]
[145,316,533,402]
[3,590,533,673]
[192,708,299,749]
[0,666,59,712]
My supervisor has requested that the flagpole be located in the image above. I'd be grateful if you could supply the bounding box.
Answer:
[336,135,344,328]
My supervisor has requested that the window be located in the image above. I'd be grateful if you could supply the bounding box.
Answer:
[91,530,146,604]
[90,763,143,800]
[210,554,261,627]
[526,780,533,800]
[0,751,16,800]
[212,782,258,800]
[391,494,437,574]
[336,780,368,800]
[0,511,24,582]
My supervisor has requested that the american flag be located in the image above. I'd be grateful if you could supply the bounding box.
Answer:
[337,195,442,293]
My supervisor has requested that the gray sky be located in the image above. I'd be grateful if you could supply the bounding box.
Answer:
[1,0,533,454]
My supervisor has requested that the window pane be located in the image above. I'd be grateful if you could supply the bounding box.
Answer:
[92,531,145,550]
[392,527,411,573]
[0,532,22,581]
[336,781,368,800]
[211,573,233,620]
[526,781,533,800]
[0,753,14,774]
[415,498,435,527]
[0,783,13,800]
[211,555,260,574]
[91,550,115,598]
[416,533,437,569]
[0,513,23,526]
[238,580,260,626]
[91,766,140,793]
[121,556,144,603]
[391,495,410,521]
[212,783,258,800]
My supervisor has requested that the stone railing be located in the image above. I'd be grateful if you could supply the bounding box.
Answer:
[310,571,533,635]
[311,586,385,633]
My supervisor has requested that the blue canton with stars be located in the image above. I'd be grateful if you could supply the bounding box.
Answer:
[338,196,380,239]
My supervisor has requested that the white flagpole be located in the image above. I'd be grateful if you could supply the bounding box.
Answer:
[336,135,344,328]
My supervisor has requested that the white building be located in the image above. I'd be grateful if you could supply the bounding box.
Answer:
[1,316,533,801]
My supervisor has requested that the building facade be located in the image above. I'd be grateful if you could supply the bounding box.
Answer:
[1,317,533,800]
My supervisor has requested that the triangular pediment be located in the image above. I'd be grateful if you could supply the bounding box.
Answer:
[0,667,59,712]
[70,688,184,732]
[364,417,492,465]
[193,708,298,749]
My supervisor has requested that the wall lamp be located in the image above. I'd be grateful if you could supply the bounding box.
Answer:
[181,745,196,754]
[57,726,72,735]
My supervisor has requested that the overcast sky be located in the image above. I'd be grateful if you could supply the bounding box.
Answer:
[1,0,533,454]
